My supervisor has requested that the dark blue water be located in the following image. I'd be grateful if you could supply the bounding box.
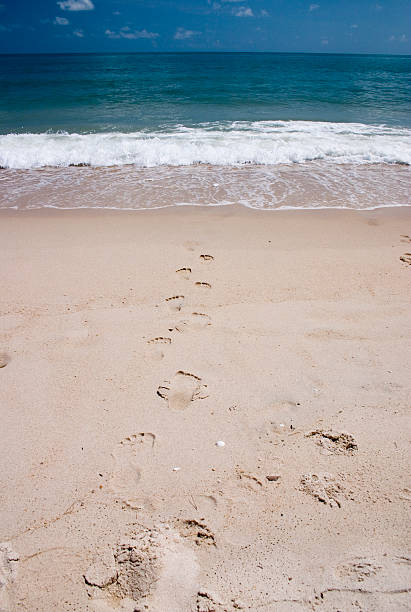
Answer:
[1,52,411,133]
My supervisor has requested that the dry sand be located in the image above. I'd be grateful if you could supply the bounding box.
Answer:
[0,205,410,611]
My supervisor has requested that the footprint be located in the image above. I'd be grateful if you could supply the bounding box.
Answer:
[260,401,303,442]
[195,282,211,290]
[157,371,208,410]
[199,254,214,262]
[176,519,216,547]
[400,253,411,265]
[86,525,199,611]
[173,313,211,333]
[0,353,9,369]
[321,555,411,610]
[191,494,218,513]
[0,542,19,612]
[85,526,163,604]
[191,312,211,327]
[236,469,264,493]
[165,296,184,311]
[300,473,346,508]
[306,430,358,455]
[146,337,171,361]
[176,267,192,280]
[109,433,155,502]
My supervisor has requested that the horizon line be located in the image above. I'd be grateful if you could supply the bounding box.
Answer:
[1,50,410,57]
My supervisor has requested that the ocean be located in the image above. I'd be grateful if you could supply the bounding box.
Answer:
[1,52,410,210]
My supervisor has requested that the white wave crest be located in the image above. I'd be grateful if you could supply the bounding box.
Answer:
[1,121,410,169]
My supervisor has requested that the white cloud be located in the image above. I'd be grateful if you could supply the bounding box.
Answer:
[105,27,159,40]
[54,16,69,25]
[57,0,94,11]
[174,27,200,40]
[260,9,269,16]
[390,33,408,42]
[234,6,254,17]
[309,3,320,11]
[73,28,84,37]
[350,24,358,29]
[113,11,121,15]
[321,38,329,45]
[375,3,383,10]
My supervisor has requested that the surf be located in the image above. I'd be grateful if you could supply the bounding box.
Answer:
[1,121,410,170]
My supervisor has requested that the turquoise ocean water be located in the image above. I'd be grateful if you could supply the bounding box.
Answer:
[0,52,410,209]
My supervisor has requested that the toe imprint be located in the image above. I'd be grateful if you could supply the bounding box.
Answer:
[200,254,214,262]
[236,469,264,492]
[0,353,9,369]
[400,253,411,265]
[195,282,211,289]
[147,337,172,345]
[176,267,192,280]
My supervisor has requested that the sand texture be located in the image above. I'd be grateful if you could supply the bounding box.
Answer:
[0,205,410,611]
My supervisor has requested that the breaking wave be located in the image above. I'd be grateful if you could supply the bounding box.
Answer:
[1,120,411,169]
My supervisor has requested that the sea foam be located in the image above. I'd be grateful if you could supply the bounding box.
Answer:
[1,121,410,169]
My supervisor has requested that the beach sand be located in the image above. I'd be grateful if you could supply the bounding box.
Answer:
[0,205,410,611]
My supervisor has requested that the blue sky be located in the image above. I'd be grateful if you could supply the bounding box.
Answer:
[0,0,410,54]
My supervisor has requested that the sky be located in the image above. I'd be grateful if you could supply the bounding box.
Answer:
[0,0,410,54]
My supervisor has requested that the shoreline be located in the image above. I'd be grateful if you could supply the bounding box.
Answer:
[1,202,410,215]
[1,202,411,213]
[2,162,410,212]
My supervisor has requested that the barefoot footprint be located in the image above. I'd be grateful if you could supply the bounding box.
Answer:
[173,312,211,332]
[157,371,208,410]
[110,433,155,503]
[400,253,411,265]
[146,337,172,361]
[165,296,185,311]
